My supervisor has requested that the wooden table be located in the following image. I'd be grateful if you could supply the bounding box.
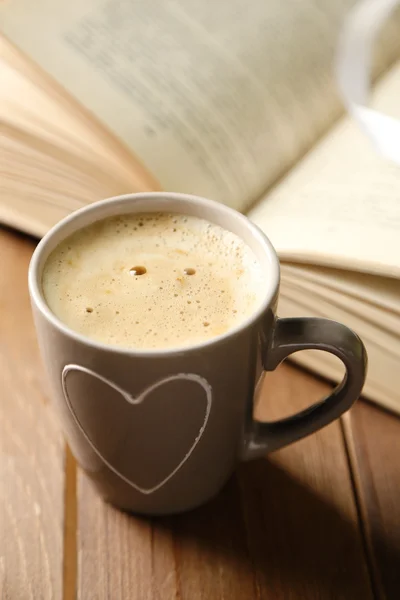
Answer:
[1,226,399,600]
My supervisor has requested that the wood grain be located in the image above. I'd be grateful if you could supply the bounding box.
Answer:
[0,228,65,600]
[343,402,400,600]
[77,363,373,599]
[63,446,77,600]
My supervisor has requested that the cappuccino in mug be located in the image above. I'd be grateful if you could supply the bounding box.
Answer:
[42,212,264,349]
[30,192,367,515]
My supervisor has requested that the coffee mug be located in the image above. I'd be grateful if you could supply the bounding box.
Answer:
[29,192,367,515]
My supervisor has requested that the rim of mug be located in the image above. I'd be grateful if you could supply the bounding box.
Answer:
[28,192,280,357]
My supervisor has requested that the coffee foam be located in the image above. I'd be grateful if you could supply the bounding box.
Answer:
[42,213,264,349]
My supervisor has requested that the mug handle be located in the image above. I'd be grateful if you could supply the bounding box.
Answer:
[242,317,368,459]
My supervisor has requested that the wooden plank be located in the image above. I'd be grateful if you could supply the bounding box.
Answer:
[0,228,65,600]
[77,363,373,599]
[63,446,77,600]
[342,401,400,599]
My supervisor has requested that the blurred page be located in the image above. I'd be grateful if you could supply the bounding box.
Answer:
[250,62,400,277]
[2,0,399,211]
[281,263,400,314]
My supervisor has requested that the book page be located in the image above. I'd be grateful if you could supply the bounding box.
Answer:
[0,37,159,192]
[281,263,400,315]
[1,128,144,237]
[0,36,159,236]
[1,0,399,212]
[277,293,399,412]
[281,281,400,357]
[250,62,400,277]
[281,271,400,334]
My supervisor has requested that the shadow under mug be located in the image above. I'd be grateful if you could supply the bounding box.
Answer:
[28,192,367,515]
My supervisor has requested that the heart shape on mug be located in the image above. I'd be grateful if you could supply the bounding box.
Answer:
[61,364,212,495]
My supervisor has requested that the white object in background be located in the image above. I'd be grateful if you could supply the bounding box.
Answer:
[336,0,400,165]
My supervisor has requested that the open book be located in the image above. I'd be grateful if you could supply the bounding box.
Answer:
[1,0,400,413]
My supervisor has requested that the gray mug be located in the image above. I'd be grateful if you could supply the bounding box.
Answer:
[28,192,367,515]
